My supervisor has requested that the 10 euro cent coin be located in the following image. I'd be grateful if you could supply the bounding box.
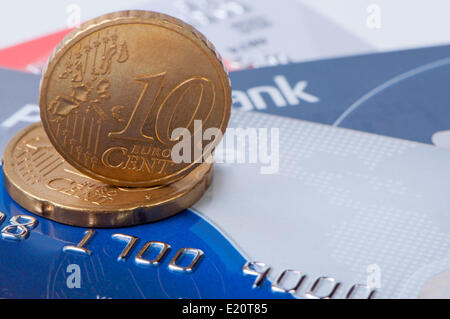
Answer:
[39,10,230,187]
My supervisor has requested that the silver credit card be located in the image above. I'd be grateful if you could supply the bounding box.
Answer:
[140,0,373,69]
[194,109,450,298]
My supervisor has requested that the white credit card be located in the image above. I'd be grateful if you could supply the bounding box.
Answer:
[0,0,373,72]
[140,0,373,69]
[193,109,450,298]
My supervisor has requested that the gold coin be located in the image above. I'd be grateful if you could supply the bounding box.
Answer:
[39,10,230,187]
[2,123,213,228]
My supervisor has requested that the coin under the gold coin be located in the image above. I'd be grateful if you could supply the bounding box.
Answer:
[39,10,230,187]
[2,123,213,228]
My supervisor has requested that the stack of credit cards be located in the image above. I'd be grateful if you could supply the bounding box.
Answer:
[1,43,450,298]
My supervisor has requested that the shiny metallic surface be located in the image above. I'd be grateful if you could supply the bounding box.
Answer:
[39,10,231,187]
[112,233,139,262]
[242,261,271,288]
[345,284,377,299]
[305,276,341,299]
[2,124,213,228]
[0,214,37,241]
[135,241,171,266]
[168,247,204,272]
[1,225,29,241]
[271,269,305,294]
[10,215,37,229]
[63,229,95,255]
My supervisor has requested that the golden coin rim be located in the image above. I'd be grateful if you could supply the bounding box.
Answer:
[39,10,230,187]
[2,123,213,227]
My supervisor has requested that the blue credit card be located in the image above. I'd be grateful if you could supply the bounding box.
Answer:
[0,183,279,299]
[1,44,450,299]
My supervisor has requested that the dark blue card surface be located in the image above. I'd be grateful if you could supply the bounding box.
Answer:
[230,44,450,145]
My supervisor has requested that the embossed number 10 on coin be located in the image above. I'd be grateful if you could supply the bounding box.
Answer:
[39,10,231,187]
